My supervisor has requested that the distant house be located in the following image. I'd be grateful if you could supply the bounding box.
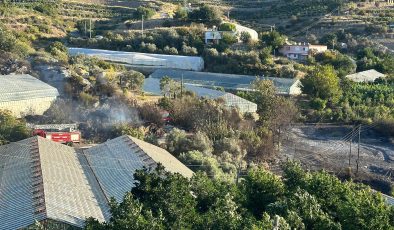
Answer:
[279,43,328,60]
[149,69,302,96]
[0,74,59,117]
[143,78,258,113]
[345,69,386,83]
[0,135,193,229]
[205,23,259,44]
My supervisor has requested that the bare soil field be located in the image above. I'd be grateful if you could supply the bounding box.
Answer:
[275,124,394,185]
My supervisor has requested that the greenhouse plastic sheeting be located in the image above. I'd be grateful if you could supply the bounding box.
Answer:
[68,48,204,71]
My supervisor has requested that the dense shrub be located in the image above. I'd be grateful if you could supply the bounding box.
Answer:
[0,110,30,145]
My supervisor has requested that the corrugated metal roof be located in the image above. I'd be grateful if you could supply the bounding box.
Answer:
[149,69,300,94]
[0,135,193,229]
[0,138,46,230]
[0,74,59,103]
[130,136,194,178]
[39,138,110,227]
[345,69,386,83]
[0,137,110,229]
[143,78,257,113]
[83,135,193,201]
[68,48,204,71]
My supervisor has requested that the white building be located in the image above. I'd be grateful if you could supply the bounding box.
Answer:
[205,30,223,44]
[279,43,327,60]
[345,69,386,83]
[205,23,259,44]
[0,74,59,117]
[0,135,193,229]
[68,47,204,71]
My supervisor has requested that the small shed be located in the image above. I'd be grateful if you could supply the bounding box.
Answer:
[345,69,386,83]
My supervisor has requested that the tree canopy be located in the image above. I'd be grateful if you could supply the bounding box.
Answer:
[0,110,30,145]
[301,65,342,104]
[85,162,394,230]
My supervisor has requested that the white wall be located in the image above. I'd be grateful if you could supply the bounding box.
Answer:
[0,97,57,118]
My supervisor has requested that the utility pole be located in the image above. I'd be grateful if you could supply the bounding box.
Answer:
[84,20,87,37]
[356,125,361,174]
[141,15,144,36]
[89,19,92,39]
[348,127,353,167]
[180,74,184,97]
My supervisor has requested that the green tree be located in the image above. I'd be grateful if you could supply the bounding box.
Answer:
[174,6,188,19]
[301,65,342,104]
[219,23,236,32]
[0,25,16,53]
[320,33,337,49]
[131,166,198,229]
[261,31,286,55]
[120,71,145,92]
[221,32,238,46]
[47,41,68,64]
[252,79,277,119]
[240,31,252,43]
[113,124,145,139]
[159,76,181,98]
[242,167,285,217]
[84,161,394,229]
[134,6,155,20]
[165,128,191,156]
[189,5,222,24]
[0,110,30,145]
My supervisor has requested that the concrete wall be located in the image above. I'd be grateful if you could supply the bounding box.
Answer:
[0,97,57,118]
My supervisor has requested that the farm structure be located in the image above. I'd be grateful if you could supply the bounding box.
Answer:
[149,69,302,95]
[345,69,386,83]
[279,43,327,60]
[0,74,59,117]
[143,78,258,113]
[234,23,259,41]
[68,47,204,71]
[205,23,259,44]
[0,135,193,229]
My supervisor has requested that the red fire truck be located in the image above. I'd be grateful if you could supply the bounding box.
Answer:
[30,124,81,144]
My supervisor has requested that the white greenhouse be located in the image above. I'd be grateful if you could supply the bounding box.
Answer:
[234,23,259,41]
[143,78,257,113]
[68,48,205,71]
[0,74,59,117]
